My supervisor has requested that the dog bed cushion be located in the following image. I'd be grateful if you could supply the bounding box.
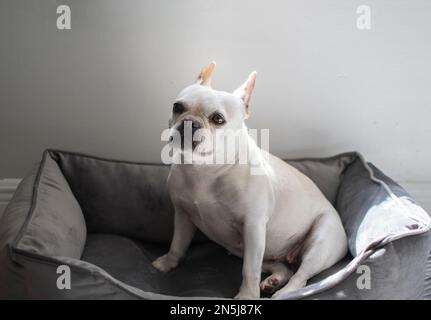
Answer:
[0,150,430,299]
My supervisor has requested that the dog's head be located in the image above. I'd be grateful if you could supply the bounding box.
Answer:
[169,62,256,160]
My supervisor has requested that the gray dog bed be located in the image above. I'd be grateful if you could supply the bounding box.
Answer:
[0,149,430,299]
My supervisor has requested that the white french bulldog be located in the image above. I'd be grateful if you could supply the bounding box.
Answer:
[152,62,348,299]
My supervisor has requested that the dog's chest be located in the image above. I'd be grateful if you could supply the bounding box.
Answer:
[169,173,245,252]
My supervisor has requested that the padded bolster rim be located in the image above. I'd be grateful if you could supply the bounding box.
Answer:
[10,150,87,257]
[11,150,49,250]
[358,152,431,240]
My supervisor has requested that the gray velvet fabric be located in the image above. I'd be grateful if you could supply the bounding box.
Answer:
[0,167,37,251]
[288,153,356,205]
[49,151,207,244]
[0,169,38,299]
[337,158,431,256]
[16,155,87,258]
[0,149,430,300]
[302,231,431,299]
[82,234,242,298]
[78,232,430,300]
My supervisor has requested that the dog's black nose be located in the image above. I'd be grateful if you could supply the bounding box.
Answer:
[177,120,202,150]
[177,120,201,137]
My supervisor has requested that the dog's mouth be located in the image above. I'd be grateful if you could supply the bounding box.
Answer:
[192,137,204,150]
[189,140,214,157]
[195,149,213,156]
[180,137,213,157]
[179,135,205,151]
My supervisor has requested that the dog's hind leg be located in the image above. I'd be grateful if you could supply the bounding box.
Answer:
[260,262,293,294]
[271,213,347,299]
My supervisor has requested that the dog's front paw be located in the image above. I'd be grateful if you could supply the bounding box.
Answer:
[152,254,178,272]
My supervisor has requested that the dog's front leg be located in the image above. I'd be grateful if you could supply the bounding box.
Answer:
[234,221,266,299]
[152,208,196,272]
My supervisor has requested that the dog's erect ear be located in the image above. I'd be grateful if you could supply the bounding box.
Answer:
[196,61,216,86]
[233,71,257,117]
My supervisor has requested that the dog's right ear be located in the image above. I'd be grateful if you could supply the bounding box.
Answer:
[196,61,216,86]
[233,71,257,118]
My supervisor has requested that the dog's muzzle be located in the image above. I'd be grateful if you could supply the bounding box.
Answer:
[171,119,203,150]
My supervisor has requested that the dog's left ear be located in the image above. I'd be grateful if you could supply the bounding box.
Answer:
[233,71,257,118]
[196,61,216,86]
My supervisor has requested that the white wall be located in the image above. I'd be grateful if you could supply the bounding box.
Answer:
[0,1,430,208]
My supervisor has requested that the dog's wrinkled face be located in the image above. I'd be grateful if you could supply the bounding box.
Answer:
[169,62,256,159]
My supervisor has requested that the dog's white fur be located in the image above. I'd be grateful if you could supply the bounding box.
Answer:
[152,62,348,299]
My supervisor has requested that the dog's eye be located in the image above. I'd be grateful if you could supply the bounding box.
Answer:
[173,102,184,114]
[210,113,225,125]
